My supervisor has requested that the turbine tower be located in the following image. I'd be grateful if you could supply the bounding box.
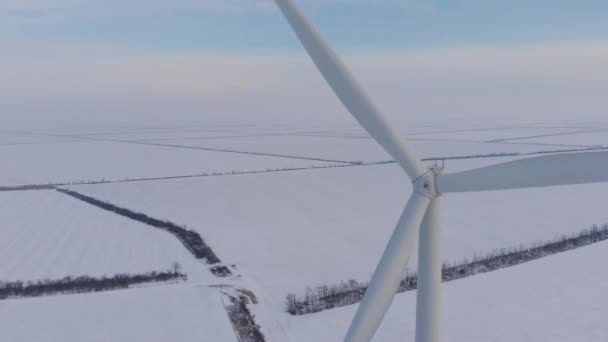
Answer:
[273,0,608,341]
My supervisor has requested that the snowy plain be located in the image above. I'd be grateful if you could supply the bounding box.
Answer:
[73,162,608,312]
[0,190,211,283]
[507,130,608,146]
[134,133,560,164]
[2,122,608,341]
[286,239,608,342]
[0,140,324,186]
[0,283,236,342]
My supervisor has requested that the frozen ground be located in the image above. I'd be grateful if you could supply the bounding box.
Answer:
[0,133,80,146]
[2,122,608,341]
[404,125,590,142]
[134,133,559,164]
[507,130,608,146]
[4,124,602,187]
[0,283,236,342]
[0,190,210,283]
[286,239,608,342]
[73,162,608,313]
[0,140,325,186]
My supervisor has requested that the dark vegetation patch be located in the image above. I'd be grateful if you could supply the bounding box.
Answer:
[224,292,266,342]
[287,224,608,315]
[57,188,227,271]
[211,265,233,277]
[0,265,187,300]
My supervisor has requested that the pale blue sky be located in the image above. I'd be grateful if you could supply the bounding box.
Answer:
[2,1,608,125]
[3,0,608,51]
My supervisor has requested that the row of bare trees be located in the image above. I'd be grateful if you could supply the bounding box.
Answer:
[0,264,186,300]
[287,224,608,315]
[225,293,266,342]
[57,189,225,268]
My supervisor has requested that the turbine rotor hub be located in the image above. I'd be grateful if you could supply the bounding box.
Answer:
[413,169,440,199]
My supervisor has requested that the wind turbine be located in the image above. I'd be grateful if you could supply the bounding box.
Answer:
[273,0,608,341]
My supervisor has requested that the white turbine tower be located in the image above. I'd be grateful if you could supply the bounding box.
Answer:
[273,0,608,341]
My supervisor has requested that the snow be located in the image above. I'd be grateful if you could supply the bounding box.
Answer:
[72,160,608,314]
[1,125,583,187]
[0,190,210,283]
[0,283,236,342]
[136,135,546,164]
[509,130,608,146]
[0,132,80,146]
[71,128,289,142]
[0,140,322,186]
[403,126,583,142]
[286,239,608,342]
[3,124,608,341]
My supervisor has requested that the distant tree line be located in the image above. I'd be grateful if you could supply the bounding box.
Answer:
[57,189,228,274]
[28,163,350,189]
[286,224,608,315]
[0,264,187,300]
[7,148,608,191]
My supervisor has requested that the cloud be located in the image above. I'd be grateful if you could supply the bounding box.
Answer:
[1,40,607,126]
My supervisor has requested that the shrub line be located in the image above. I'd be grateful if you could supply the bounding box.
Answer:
[57,188,224,267]
[286,224,608,315]
[0,266,187,300]
[223,292,266,342]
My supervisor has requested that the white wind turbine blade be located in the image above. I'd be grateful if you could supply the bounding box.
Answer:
[273,0,428,180]
[437,151,608,193]
[415,197,442,342]
[345,193,431,342]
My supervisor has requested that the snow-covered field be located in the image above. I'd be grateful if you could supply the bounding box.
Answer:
[134,132,561,164]
[0,140,324,186]
[72,162,608,310]
[509,130,608,146]
[403,125,588,142]
[0,133,80,146]
[286,239,608,342]
[0,190,210,283]
[0,283,236,342]
[2,122,608,341]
